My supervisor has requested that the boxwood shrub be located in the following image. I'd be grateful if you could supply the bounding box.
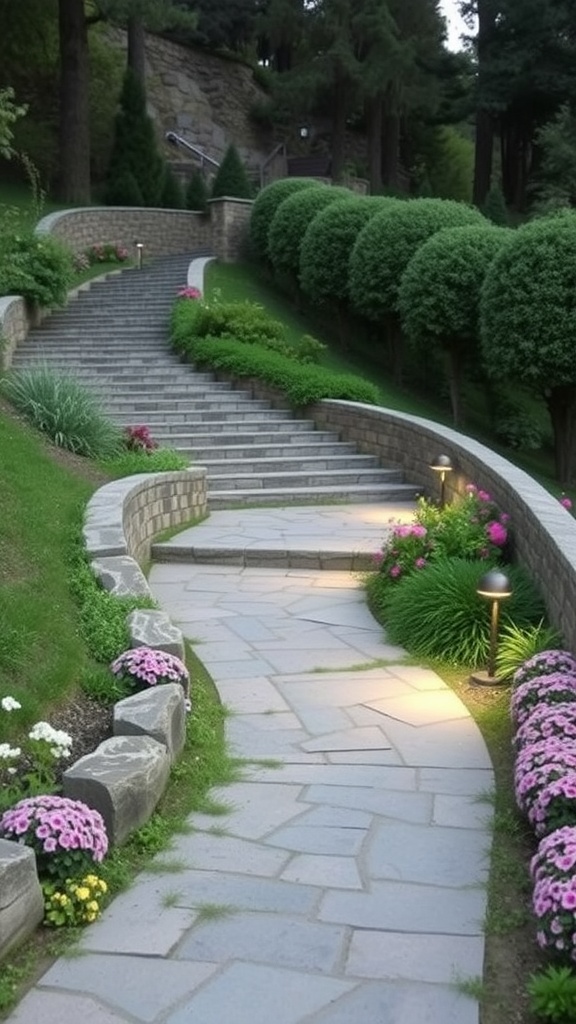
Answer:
[267,185,351,280]
[249,178,321,263]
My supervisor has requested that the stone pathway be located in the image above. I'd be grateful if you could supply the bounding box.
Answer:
[8,506,493,1024]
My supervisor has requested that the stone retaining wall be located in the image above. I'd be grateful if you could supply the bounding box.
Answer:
[311,400,576,651]
[36,207,211,259]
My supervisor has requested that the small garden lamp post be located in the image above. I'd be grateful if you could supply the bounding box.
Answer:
[471,569,513,686]
[430,454,453,508]
[136,242,144,270]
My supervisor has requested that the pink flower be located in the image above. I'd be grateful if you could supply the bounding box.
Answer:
[561,496,573,510]
[177,285,202,300]
[414,557,427,569]
[477,490,492,502]
[486,520,507,546]
[389,565,402,578]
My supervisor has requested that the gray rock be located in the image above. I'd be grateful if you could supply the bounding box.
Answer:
[63,735,171,846]
[0,839,44,958]
[91,556,152,599]
[114,683,186,761]
[126,608,185,664]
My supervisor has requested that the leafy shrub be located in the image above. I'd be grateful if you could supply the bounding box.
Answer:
[186,169,208,212]
[528,964,576,1022]
[494,407,544,450]
[482,183,509,225]
[2,368,122,458]
[267,185,350,280]
[80,665,131,705]
[249,178,322,264]
[211,143,253,199]
[0,233,74,307]
[496,622,563,681]
[373,487,510,589]
[299,196,398,306]
[514,650,576,689]
[374,557,545,667]
[349,198,486,324]
[85,242,129,265]
[43,873,108,927]
[68,554,156,663]
[101,447,189,478]
[480,212,576,485]
[181,334,380,407]
[398,224,512,425]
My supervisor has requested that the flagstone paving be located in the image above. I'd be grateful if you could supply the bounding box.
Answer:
[7,505,493,1024]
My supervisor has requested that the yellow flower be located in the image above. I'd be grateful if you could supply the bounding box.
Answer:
[75,887,90,901]
[59,895,70,906]
[84,875,98,887]
[87,901,99,913]
[98,879,108,893]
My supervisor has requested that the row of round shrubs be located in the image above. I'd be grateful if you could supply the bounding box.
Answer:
[249,178,576,450]
[511,650,576,960]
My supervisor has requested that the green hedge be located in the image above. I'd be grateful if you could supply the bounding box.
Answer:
[249,178,321,263]
[176,334,380,407]
[267,185,350,279]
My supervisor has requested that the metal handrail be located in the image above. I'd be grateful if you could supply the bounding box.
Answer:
[165,131,221,171]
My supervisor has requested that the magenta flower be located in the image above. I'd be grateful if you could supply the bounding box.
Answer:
[486,520,507,546]
[561,496,573,510]
[389,564,402,578]
[110,646,190,697]
[0,795,108,882]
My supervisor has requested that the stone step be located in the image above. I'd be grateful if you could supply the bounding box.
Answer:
[171,429,340,449]
[207,481,420,508]
[187,440,358,460]
[151,542,375,572]
[201,454,383,475]
[107,401,273,420]
[151,420,322,439]
[207,467,400,491]
[124,410,293,429]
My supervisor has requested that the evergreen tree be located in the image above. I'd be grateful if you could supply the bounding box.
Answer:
[104,67,164,206]
[482,182,509,224]
[211,144,253,199]
[186,168,209,211]
[160,164,184,208]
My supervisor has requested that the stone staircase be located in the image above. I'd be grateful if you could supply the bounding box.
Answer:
[9,253,419,507]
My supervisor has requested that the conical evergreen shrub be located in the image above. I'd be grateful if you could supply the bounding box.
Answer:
[211,144,253,199]
[161,165,184,209]
[105,69,164,207]
[186,169,209,212]
[103,169,143,207]
[482,183,509,225]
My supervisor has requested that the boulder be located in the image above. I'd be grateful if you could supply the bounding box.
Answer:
[126,608,185,663]
[114,683,186,761]
[0,839,44,958]
[63,735,171,846]
[91,556,152,599]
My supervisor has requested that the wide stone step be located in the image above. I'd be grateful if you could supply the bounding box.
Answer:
[208,481,420,508]
[189,440,358,460]
[173,429,340,449]
[152,420,320,439]
[207,467,400,490]
[133,410,293,429]
[151,542,376,572]
[107,402,273,421]
[202,454,382,475]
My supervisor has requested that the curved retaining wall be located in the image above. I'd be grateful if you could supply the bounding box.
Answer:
[312,400,576,651]
[83,469,208,567]
[36,207,211,258]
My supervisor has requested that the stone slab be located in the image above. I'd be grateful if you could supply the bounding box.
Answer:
[0,840,44,958]
[319,881,485,935]
[280,854,363,889]
[345,931,484,983]
[114,682,186,760]
[91,556,151,599]
[365,822,490,887]
[6,991,130,1024]
[126,608,185,661]
[168,831,291,876]
[309,980,479,1024]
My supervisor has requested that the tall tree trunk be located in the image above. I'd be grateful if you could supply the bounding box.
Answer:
[381,95,400,190]
[472,107,493,206]
[58,0,90,203]
[547,387,576,486]
[330,75,347,183]
[366,94,383,194]
[128,15,146,85]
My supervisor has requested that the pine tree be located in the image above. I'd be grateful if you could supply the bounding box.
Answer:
[104,67,164,206]
[211,144,253,199]
[186,168,209,211]
[482,183,509,225]
[161,165,184,208]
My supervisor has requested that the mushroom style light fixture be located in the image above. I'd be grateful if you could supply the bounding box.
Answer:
[136,242,144,270]
[470,569,513,686]
[429,454,453,508]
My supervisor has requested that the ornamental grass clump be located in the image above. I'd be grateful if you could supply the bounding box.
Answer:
[0,794,108,882]
[511,675,576,727]
[531,826,576,958]
[110,646,190,697]
[514,651,576,690]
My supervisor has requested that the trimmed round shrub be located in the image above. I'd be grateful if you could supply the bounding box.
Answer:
[249,178,322,263]
[378,557,545,668]
[531,826,576,959]
[0,234,74,307]
[349,198,486,324]
[267,185,351,279]
[514,651,576,690]
[530,773,576,837]
[398,223,512,424]
[480,212,576,484]
[511,674,576,727]
[299,195,400,305]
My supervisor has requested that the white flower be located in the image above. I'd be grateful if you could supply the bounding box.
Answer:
[0,743,21,760]
[1,696,22,712]
[29,721,73,757]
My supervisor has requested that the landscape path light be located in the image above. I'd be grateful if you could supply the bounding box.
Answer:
[136,242,144,270]
[470,569,513,686]
[429,454,453,508]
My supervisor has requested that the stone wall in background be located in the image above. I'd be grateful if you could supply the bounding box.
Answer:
[36,207,211,259]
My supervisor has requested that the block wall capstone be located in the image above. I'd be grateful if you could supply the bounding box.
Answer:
[311,400,576,652]
[209,197,253,262]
